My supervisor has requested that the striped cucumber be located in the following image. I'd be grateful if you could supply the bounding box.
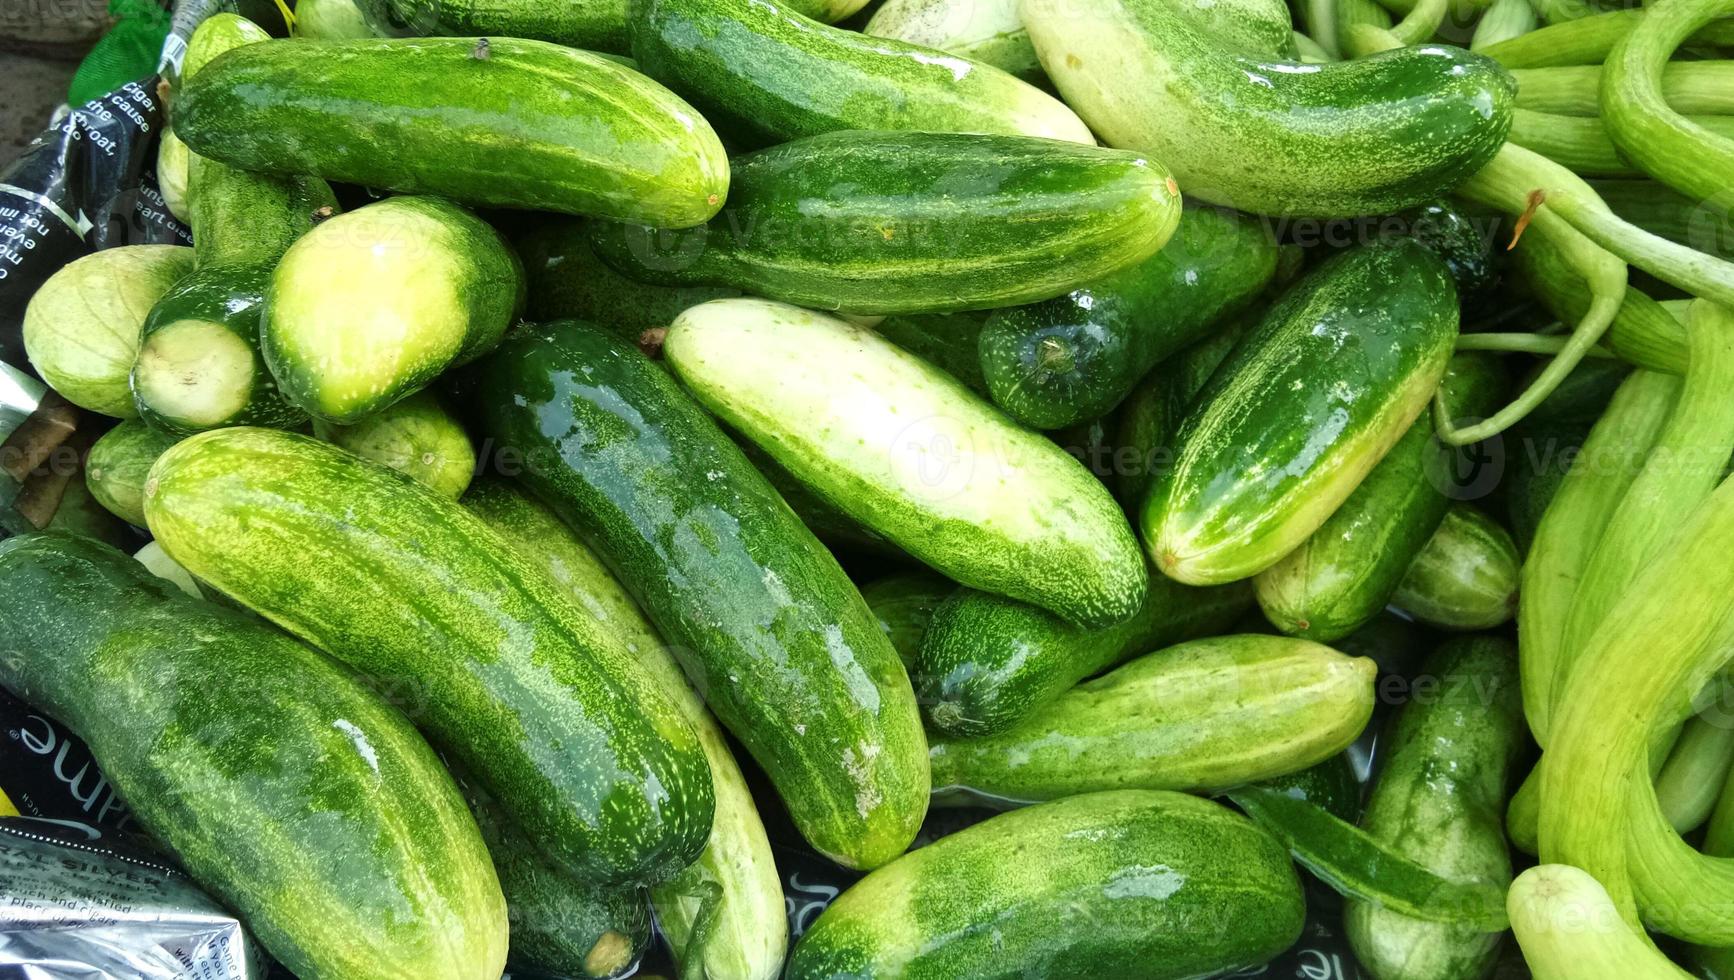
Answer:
[589,130,1181,315]
[314,389,476,499]
[664,298,1148,627]
[786,790,1305,980]
[1392,505,1520,630]
[928,635,1376,803]
[143,427,714,886]
[468,321,928,871]
[1144,241,1459,586]
[0,531,508,979]
[85,421,178,526]
[860,570,955,670]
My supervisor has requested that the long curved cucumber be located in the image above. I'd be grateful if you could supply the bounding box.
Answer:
[0,531,507,980]
[174,37,728,226]
[469,321,928,871]
[143,427,714,886]
[1144,241,1459,586]
[664,298,1147,627]
[85,421,178,526]
[589,130,1181,315]
[1023,0,1515,216]
[977,204,1278,430]
[627,0,1090,146]
[927,635,1376,803]
[1392,504,1520,629]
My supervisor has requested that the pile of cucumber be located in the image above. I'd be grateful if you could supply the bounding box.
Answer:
[7,0,1734,976]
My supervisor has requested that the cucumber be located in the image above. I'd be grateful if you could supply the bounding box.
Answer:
[462,475,788,980]
[860,570,954,669]
[0,531,507,979]
[863,0,1042,81]
[731,435,906,559]
[263,196,524,424]
[1392,504,1520,629]
[1144,241,1460,586]
[130,262,305,435]
[133,540,205,598]
[314,389,475,499]
[977,204,1279,430]
[1509,865,1693,980]
[174,37,729,226]
[927,634,1376,803]
[664,298,1148,627]
[1023,0,1515,217]
[468,321,928,871]
[871,311,991,396]
[1344,637,1523,980]
[1112,324,1244,512]
[85,421,178,526]
[1258,753,1362,823]
[296,0,387,38]
[589,131,1181,316]
[156,126,190,222]
[914,571,1253,738]
[1253,354,1505,642]
[379,0,632,52]
[786,790,1305,980]
[626,0,1091,146]
[1395,198,1503,299]
[143,427,714,885]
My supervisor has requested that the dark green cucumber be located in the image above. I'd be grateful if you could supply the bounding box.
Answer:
[1253,354,1505,643]
[1257,753,1363,823]
[264,196,524,424]
[871,311,991,396]
[1144,241,1460,586]
[665,298,1147,627]
[130,262,305,434]
[977,204,1278,430]
[174,37,728,225]
[0,531,507,979]
[314,389,476,499]
[468,321,928,871]
[730,433,905,559]
[626,0,1090,146]
[1345,637,1523,980]
[143,427,713,885]
[375,0,633,52]
[860,570,954,670]
[787,790,1304,980]
[1392,504,1520,629]
[1112,323,1244,512]
[1391,198,1502,299]
[1024,0,1515,217]
[928,635,1376,803]
[914,570,1253,738]
[84,421,178,526]
[588,130,1182,315]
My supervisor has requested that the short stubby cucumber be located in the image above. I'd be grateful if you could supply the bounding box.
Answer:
[143,427,714,886]
[1023,0,1515,216]
[664,298,1148,627]
[786,790,1305,980]
[263,196,523,424]
[173,36,729,225]
[85,421,178,526]
[0,531,508,980]
[589,130,1181,315]
[627,0,1091,146]
[314,389,476,499]
[1392,504,1521,629]
[468,321,928,871]
[928,635,1377,803]
[1145,241,1460,586]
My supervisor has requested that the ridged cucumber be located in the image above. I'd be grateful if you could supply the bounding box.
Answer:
[977,203,1279,430]
[1023,0,1515,216]
[468,321,927,871]
[264,196,524,424]
[0,531,507,979]
[1144,241,1460,586]
[1392,504,1520,629]
[314,389,475,499]
[174,37,729,225]
[786,790,1305,980]
[860,570,954,670]
[664,298,1147,627]
[589,130,1181,315]
[627,0,1090,146]
[1112,324,1244,512]
[927,635,1376,803]
[143,427,714,885]
[85,421,178,526]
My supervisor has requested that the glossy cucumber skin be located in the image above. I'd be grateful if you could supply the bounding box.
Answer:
[1393,504,1520,630]
[264,196,523,424]
[860,570,955,670]
[786,790,1305,980]
[0,531,508,980]
[664,298,1148,627]
[588,130,1182,315]
[314,389,476,499]
[382,0,633,53]
[143,427,714,886]
[928,635,1377,803]
[978,204,1277,430]
[85,421,178,526]
[1024,0,1515,217]
[914,571,1254,738]
[1345,637,1523,980]
[1113,324,1244,512]
[1258,753,1363,823]
[468,321,928,871]
[626,0,1090,147]
[1145,241,1460,586]
[515,218,738,342]
[174,37,728,226]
